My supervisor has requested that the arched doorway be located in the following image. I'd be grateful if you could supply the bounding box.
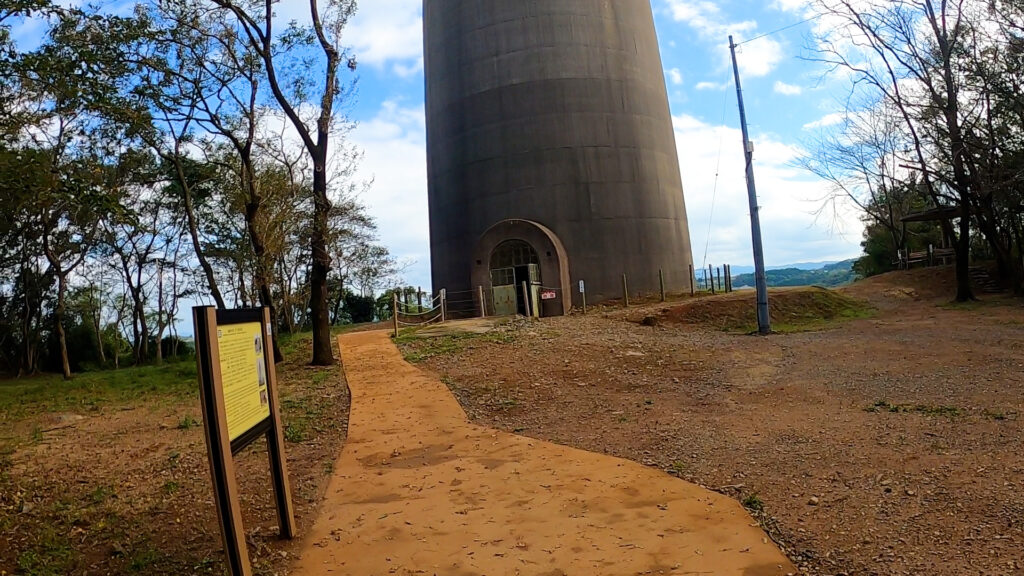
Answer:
[489,240,541,316]
[471,219,571,317]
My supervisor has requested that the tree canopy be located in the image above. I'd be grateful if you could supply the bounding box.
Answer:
[0,0,403,377]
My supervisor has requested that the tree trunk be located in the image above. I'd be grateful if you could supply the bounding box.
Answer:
[954,208,973,302]
[310,166,334,365]
[155,324,165,365]
[18,261,42,377]
[279,259,296,335]
[974,198,1024,294]
[55,274,72,379]
[93,302,106,365]
[175,159,228,309]
[244,207,285,362]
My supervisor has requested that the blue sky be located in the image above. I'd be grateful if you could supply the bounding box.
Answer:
[12,0,865,293]
[342,0,864,291]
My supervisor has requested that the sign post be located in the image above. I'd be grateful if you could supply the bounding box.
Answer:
[193,307,296,576]
[579,280,586,315]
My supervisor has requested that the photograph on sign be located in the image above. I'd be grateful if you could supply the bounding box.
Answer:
[217,322,271,441]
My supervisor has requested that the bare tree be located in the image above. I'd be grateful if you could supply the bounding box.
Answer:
[799,102,937,258]
[812,0,977,299]
[211,0,358,365]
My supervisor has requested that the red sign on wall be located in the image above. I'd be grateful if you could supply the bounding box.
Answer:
[540,290,557,300]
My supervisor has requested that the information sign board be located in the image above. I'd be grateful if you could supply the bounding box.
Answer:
[193,307,295,576]
[217,322,271,441]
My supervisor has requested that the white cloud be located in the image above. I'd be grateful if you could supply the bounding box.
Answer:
[350,101,431,289]
[771,0,812,13]
[695,81,729,91]
[673,114,862,267]
[276,0,423,73]
[773,80,803,95]
[731,37,785,78]
[667,68,684,85]
[802,112,846,129]
[345,0,423,72]
[662,0,784,77]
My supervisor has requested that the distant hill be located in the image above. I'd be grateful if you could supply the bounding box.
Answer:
[731,259,859,288]
[727,259,852,275]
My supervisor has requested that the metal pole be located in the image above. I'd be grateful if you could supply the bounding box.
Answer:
[659,269,666,302]
[622,274,629,307]
[478,286,486,318]
[730,35,771,334]
[440,289,446,323]
[581,281,587,315]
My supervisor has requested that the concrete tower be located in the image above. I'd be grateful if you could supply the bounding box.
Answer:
[424,0,693,316]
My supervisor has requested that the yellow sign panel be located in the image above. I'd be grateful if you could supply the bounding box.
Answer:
[217,322,271,441]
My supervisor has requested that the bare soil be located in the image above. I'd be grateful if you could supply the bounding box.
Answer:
[0,333,349,575]
[407,269,1024,576]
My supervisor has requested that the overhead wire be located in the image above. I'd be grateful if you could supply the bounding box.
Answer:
[734,15,821,47]
[698,12,820,275]
[701,79,730,271]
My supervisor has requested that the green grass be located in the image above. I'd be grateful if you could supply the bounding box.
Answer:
[176,415,199,430]
[396,330,516,363]
[275,331,312,360]
[127,546,163,572]
[680,288,875,334]
[741,493,765,513]
[865,399,962,417]
[0,361,197,420]
[283,421,307,443]
[15,525,74,576]
[760,291,875,334]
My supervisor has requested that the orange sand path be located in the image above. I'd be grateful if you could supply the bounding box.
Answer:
[291,330,794,575]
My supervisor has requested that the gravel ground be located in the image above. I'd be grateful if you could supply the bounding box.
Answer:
[412,272,1024,576]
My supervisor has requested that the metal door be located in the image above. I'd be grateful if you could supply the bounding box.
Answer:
[490,267,518,316]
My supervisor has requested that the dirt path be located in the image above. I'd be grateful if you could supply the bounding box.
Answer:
[410,274,1024,575]
[291,330,794,575]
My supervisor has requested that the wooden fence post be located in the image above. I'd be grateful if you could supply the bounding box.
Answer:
[622,274,629,307]
[659,269,666,302]
[478,286,486,318]
[440,289,446,323]
[689,264,695,296]
[392,293,398,338]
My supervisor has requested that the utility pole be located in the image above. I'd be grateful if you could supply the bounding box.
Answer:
[729,35,771,335]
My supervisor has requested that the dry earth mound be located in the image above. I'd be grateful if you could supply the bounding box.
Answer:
[656,287,872,332]
[842,266,957,303]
